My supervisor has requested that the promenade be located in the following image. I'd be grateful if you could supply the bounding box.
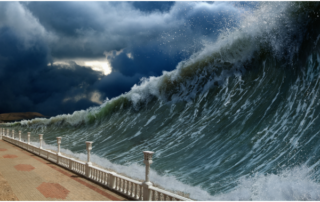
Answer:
[0,139,127,201]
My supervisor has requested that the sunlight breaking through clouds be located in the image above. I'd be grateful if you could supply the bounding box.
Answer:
[83,61,112,75]
[51,59,112,75]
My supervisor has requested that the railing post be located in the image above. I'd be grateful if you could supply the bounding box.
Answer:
[27,132,30,144]
[39,134,43,149]
[27,132,30,150]
[69,158,74,170]
[18,131,21,146]
[39,134,43,155]
[143,151,154,201]
[56,137,62,164]
[85,141,93,178]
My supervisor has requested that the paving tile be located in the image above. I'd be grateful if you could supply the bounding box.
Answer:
[37,182,70,199]
[14,164,35,171]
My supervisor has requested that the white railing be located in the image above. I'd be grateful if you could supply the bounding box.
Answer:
[0,128,192,201]
[48,151,58,162]
[72,159,86,175]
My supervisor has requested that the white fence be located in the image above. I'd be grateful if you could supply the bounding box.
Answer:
[0,128,192,201]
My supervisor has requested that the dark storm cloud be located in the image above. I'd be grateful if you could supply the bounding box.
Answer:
[107,2,243,79]
[23,1,243,59]
[0,1,249,116]
[0,3,104,116]
[22,2,104,37]
[131,2,175,13]
[94,72,142,99]
[23,1,183,59]
[109,43,194,77]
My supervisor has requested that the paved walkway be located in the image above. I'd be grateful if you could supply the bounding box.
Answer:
[0,139,127,201]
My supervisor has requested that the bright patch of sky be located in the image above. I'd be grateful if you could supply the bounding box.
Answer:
[51,59,112,75]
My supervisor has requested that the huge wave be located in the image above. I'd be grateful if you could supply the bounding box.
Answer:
[3,2,320,200]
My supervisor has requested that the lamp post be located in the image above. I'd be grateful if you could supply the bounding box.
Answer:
[142,151,154,201]
[85,141,93,177]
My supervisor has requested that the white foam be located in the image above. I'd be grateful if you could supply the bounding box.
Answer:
[44,141,320,201]
[40,141,212,200]
[145,115,157,126]
[212,166,320,200]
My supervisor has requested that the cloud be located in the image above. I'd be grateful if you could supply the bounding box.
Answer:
[0,1,251,116]
[94,72,142,100]
[131,2,175,13]
[0,5,104,116]
[109,43,192,77]
[23,2,244,60]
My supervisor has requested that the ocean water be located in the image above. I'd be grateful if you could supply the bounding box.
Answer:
[3,2,320,200]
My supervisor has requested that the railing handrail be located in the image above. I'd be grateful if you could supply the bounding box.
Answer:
[72,158,86,165]
[90,165,143,185]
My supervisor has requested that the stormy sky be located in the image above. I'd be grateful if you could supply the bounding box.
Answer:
[0,1,256,116]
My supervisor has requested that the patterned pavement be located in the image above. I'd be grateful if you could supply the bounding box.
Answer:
[0,139,127,201]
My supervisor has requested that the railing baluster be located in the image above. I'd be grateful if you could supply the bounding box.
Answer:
[115,177,118,190]
[120,178,123,192]
[134,183,138,199]
[130,182,134,197]
[104,172,107,185]
[152,190,156,201]
[140,184,143,200]
[160,193,164,201]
